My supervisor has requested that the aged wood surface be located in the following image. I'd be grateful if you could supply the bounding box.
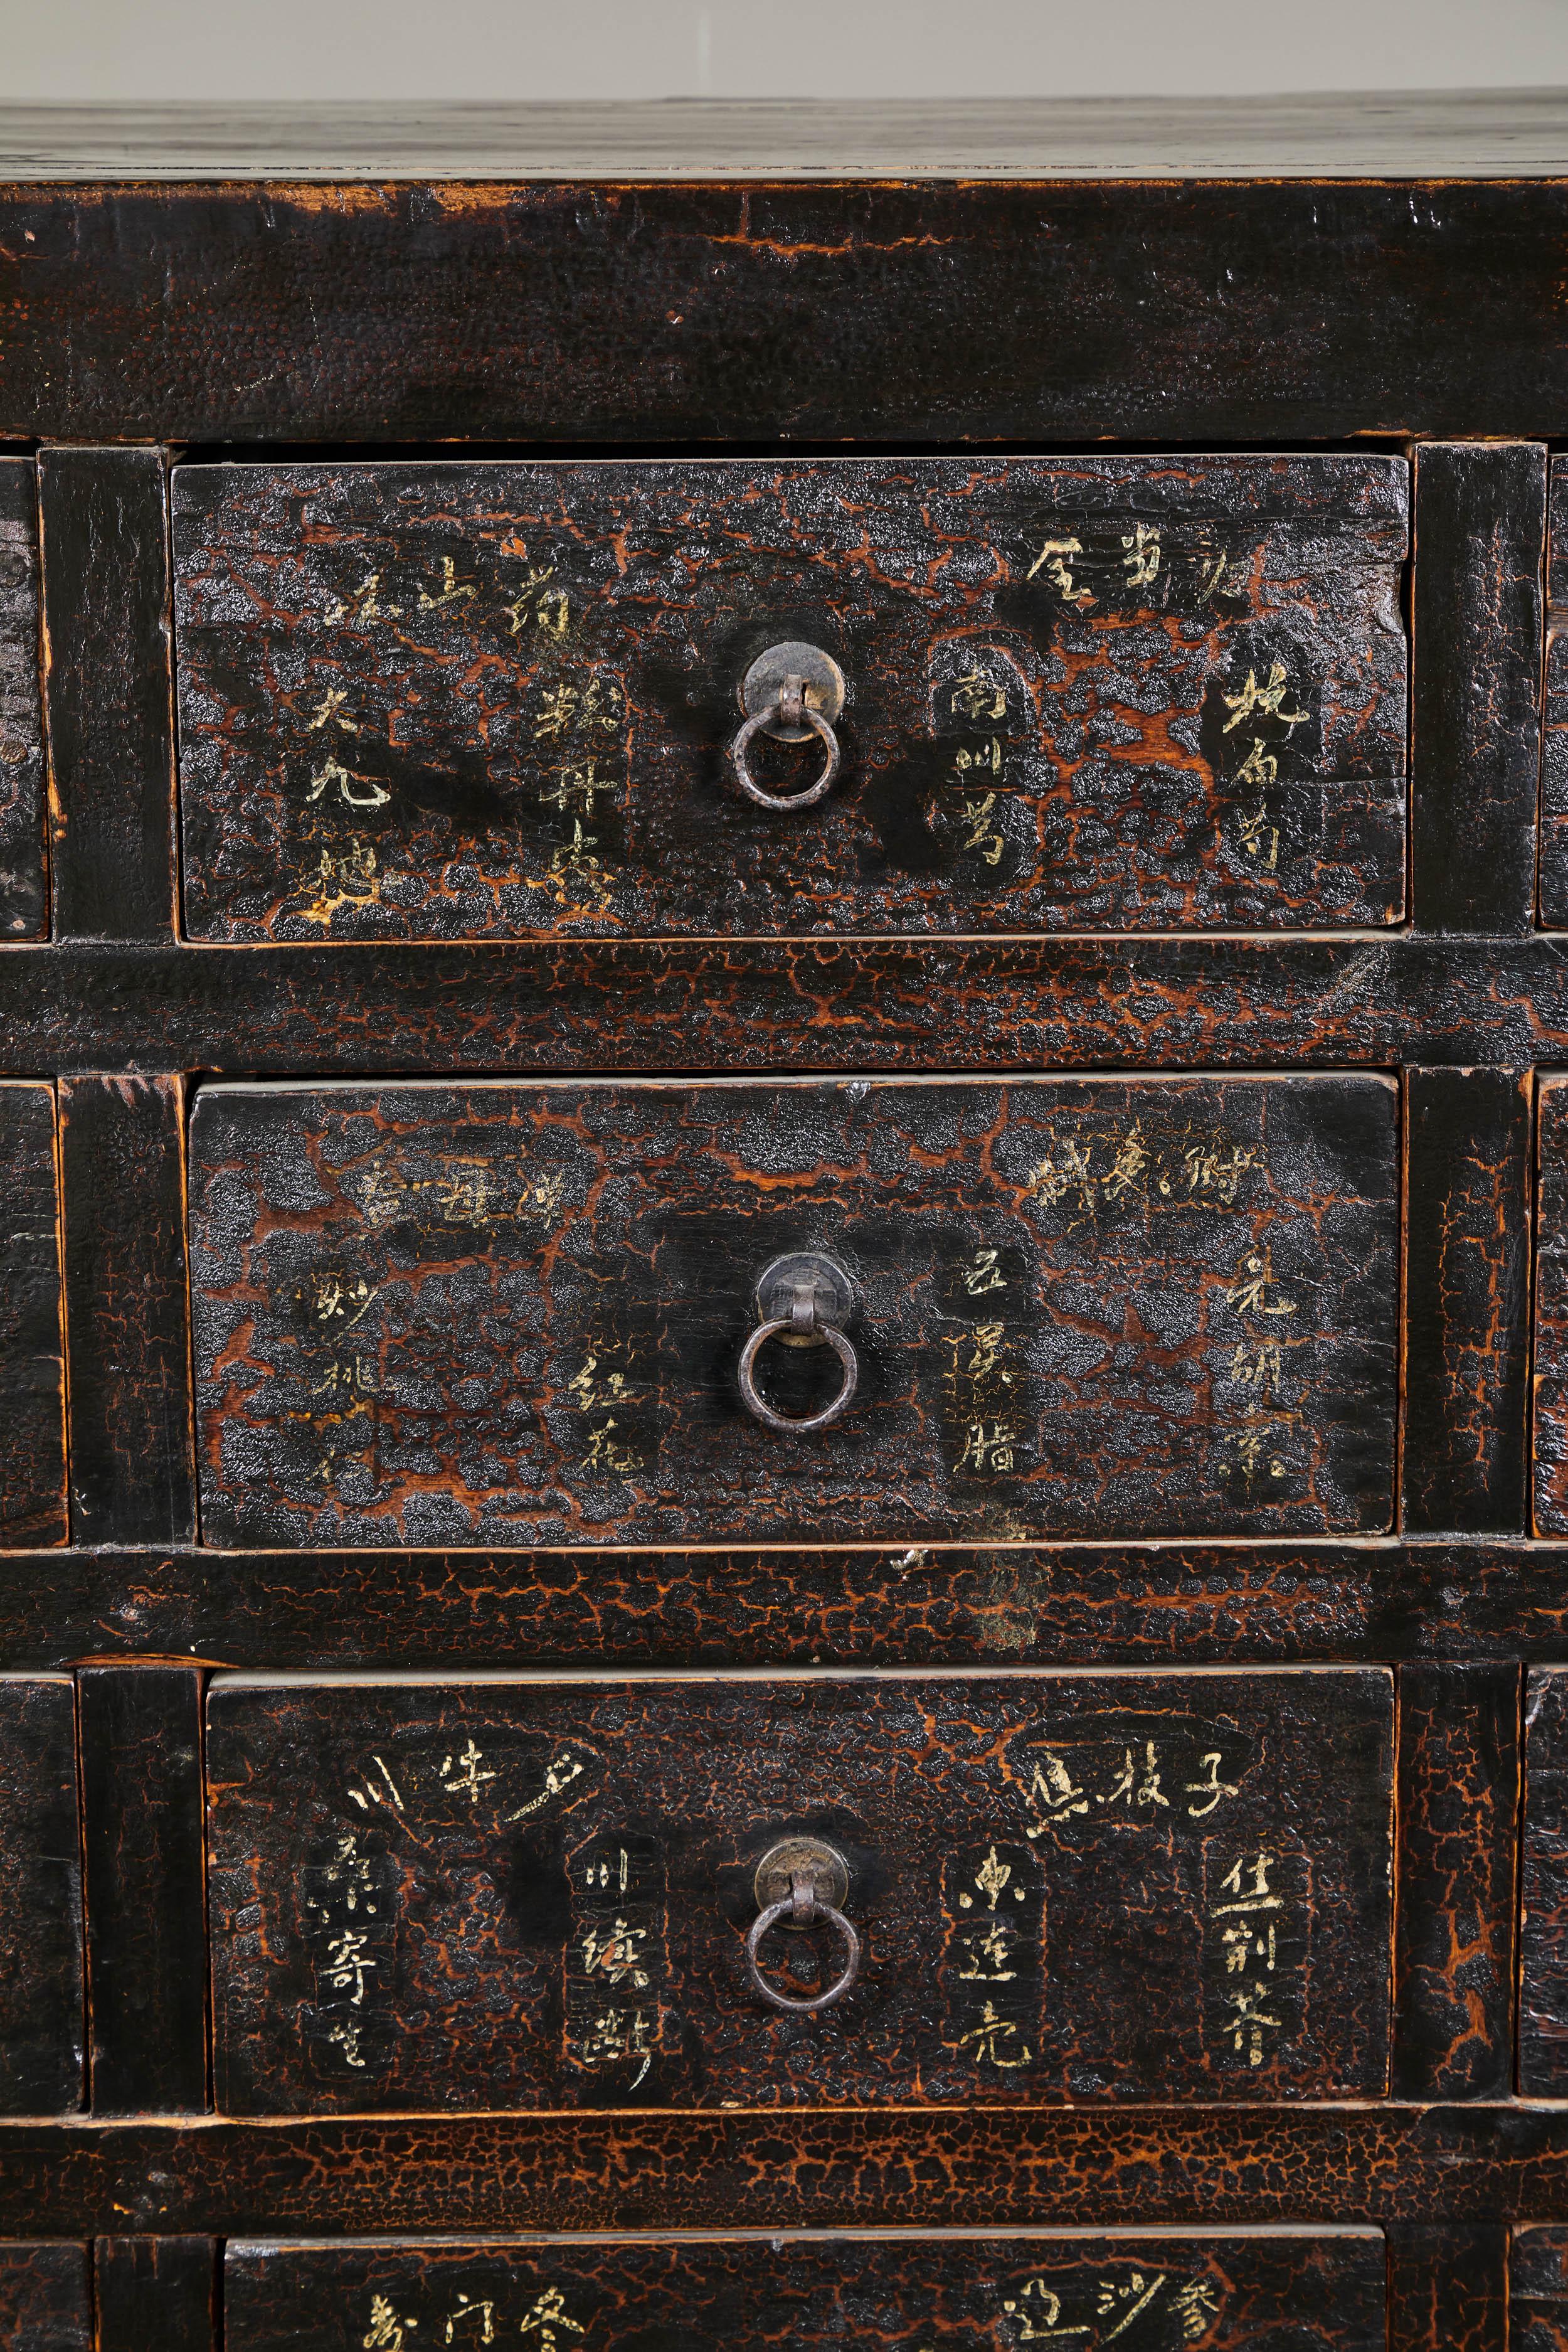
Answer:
[11,2105,1568,2234]
[0,458,45,940]
[1401,1070,1531,1535]
[0,1679,83,2115]
[1387,2223,1506,2352]
[222,2230,1387,2352]
[0,1083,66,1549]
[8,184,1568,443]
[1411,444,1544,935]
[1392,1666,1518,2100]
[12,1538,1568,1671]
[1532,1082,1568,1536]
[188,1075,1399,1548]
[78,1669,208,2117]
[93,2234,214,2352]
[206,1668,1392,2114]
[0,2241,90,2351]
[1517,1669,1568,2092]
[1540,455,1568,926]
[172,455,1407,942]
[1512,2229,1568,2352]
[37,449,177,944]
[59,1077,195,1548]
[5,937,1568,1077]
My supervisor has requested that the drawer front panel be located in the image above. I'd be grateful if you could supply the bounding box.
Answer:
[1542,456,1568,925]
[188,1075,1399,1548]
[0,462,43,942]
[0,1680,83,2114]
[171,457,1407,942]
[0,2244,88,2351]
[225,2232,1387,2352]
[206,1669,1394,2114]
[0,1084,65,1548]
[1513,2230,1568,2352]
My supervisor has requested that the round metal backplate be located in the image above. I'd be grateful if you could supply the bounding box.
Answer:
[753,1251,855,1349]
[739,641,847,744]
[752,1835,850,1926]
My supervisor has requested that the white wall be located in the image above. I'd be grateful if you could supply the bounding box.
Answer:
[3,0,1568,103]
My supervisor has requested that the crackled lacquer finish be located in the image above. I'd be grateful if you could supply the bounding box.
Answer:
[171,456,1407,941]
[0,1681,83,2114]
[1514,1671,1568,2091]
[0,2243,88,2351]
[0,1085,66,1549]
[223,2231,1387,2352]
[1512,2230,1568,2352]
[188,1075,1398,1549]
[1531,1082,1568,1535]
[0,463,43,940]
[205,1669,1393,2114]
[1539,458,1568,925]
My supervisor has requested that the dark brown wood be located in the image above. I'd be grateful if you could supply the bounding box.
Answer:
[1392,1665,1519,2100]
[37,446,176,944]
[1402,1068,1532,1535]
[8,935,1568,1077]
[0,459,46,940]
[172,455,1406,942]
[17,1538,1568,1672]
[11,2105,1568,2233]
[188,1075,1399,1547]
[93,2236,213,2352]
[1534,1081,1568,1536]
[0,1083,66,1548]
[1513,1669,1568,2092]
[1538,455,1568,925]
[9,183,1568,443]
[78,1668,208,2117]
[58,1075,194,1547]
[1511,2230,1568,2352]
[206,1668,1392,2114]
[1412,443,1545,935]
[0,1679,83,2115]
[0,2242,90,2350]
[223,2230,1387,2352]
[1387,2223,1505,2352]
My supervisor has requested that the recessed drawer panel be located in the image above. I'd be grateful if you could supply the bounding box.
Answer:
[0,462,43,942]
[0,2244,88,2350]
[0,1084,66,1549]
[188,1075,1399,1548]
[225,2231,1387,2352]
[206,1668,1394,2113]
[0,1679,83,2114]
[171,456,1407,941]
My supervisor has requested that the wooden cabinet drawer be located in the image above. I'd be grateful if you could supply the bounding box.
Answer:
[0,1678,83,2114]
[224,2230,1387,2352]
[1534,1078,1568,1534]
[0,460,43,942]
[171,456,1407,942]
[188,1073,1398,1548]
[0,2244,88,2350]
[1518,1668,1568,2091]
[206,1667,1393,2114]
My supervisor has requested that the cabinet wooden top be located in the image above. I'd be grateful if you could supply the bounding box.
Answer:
[1,91,1567,180]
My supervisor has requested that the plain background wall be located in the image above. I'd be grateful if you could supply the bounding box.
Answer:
[4,0,1568,102]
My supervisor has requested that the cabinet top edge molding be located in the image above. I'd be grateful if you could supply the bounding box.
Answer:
[5,90,1568,183]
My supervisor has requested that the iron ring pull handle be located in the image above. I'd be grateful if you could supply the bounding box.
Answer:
[730,670,842,811]
[737,1252,858,1435]
[745,1865,863,2014]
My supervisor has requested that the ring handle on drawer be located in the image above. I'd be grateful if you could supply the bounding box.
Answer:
[738,1250,858,1435]
[731,640,845,811]
[745,1836,862,2014]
